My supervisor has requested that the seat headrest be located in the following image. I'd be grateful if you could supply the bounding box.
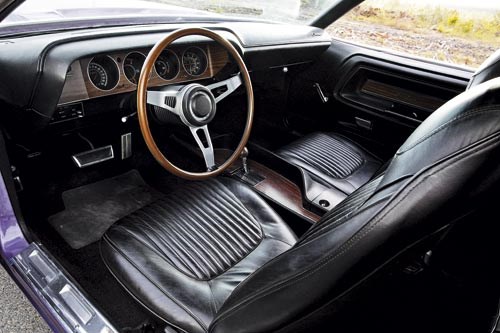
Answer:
[468,49,500,89]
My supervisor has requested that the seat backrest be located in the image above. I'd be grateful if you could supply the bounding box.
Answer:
[209,78,500,333]
[468,49,500,89]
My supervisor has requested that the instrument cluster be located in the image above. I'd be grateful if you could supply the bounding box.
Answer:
[58,43,229,105]
[86,45,210,91]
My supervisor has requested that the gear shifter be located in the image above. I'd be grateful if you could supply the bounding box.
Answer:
[240,147,249,174]
[235,147,264,186]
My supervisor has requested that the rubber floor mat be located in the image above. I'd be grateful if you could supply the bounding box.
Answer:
[49,170,163,249]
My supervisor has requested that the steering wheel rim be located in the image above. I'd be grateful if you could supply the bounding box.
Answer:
[137,27,254,180]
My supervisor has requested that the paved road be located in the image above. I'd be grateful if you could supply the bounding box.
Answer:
[0,265,52,333]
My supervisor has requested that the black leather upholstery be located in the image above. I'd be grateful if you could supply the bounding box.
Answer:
[276,49,500,197]
[209,78,500,332]
[100,178,297,333]
[277,132,382,194]
[468,49,500,89]
[102,78,500,333]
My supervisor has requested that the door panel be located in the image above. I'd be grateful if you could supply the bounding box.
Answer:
[285,39,473,158]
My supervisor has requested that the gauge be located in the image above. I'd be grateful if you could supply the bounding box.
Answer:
[87,55,119,91]
[154,50,180,81]
[88,63,108,89]
[182,47,208,76]
[123,52,146,84]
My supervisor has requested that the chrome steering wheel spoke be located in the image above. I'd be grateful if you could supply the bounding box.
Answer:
[190,125,216,171]
[136,28,253,180]
[207,74,242,103]
[146,86,182,114]
[146,75,242,172]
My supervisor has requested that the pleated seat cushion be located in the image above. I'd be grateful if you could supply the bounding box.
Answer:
[277,133,382,194]
[100,178,297,333]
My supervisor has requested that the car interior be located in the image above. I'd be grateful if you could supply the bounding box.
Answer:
[1,1,500,332]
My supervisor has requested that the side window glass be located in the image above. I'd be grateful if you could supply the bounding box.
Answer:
[326,0,500,68]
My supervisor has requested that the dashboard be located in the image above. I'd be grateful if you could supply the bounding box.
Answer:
[58,43,229,105]
[0,22,331,133]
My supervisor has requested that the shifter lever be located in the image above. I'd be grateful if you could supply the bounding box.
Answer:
[240,147,249,174]
[236,147,264,186]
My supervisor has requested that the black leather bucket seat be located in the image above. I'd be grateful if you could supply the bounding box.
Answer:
[101,78,500,332]
[277,49,500,195]
[277,132,382,194]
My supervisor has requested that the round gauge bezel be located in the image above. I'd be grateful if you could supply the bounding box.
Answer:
[87,55,120,91]
[122,51,147,85]
[181,46,208,77]
[154,49,180,81]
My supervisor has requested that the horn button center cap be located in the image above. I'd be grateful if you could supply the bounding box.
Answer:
[182,85,216,127]
[192,93,212,117]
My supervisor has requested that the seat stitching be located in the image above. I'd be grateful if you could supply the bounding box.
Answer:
[102,236,209,331]
[212,136,498,326]
[299,192,400,246]
[140,208,208,277]
[222,183,265,236]
[157,198,237,269]
[279,133,366,179]
[165,195,249,259]
[207,280,218,315]
[331,133,383,162]
[152,203,223,277]
[112,224,178,267]
[138,209,211,279]
[184,184,261,245]
[263,235,295,247]
[302,176,382,240]
[397,106,500,154]
[99,241,192,333]
[202,182,262,238]
[117,217,199,277]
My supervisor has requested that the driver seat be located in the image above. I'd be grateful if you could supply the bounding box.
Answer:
[101,78,500,333]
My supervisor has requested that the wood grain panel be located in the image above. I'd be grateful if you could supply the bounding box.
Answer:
[252,161,321,223]
[362,79,445,111]
[214,150,320,223]
[59,43,229,105]
[58,61,89,105]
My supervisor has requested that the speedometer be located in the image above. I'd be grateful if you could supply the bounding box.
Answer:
[182,47,208,76]
[88,63,108,90]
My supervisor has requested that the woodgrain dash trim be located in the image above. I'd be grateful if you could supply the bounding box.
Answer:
[59,42,229,105]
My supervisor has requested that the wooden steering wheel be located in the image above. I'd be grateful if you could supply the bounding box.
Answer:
[137,28,254,180]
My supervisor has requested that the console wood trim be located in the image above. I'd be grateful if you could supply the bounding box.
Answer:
[217,150,320,223]
[251,161,321,223]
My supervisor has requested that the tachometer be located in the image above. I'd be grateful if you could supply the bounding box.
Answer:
[87,56,119,91]
[154,49,180,81]
[123,52,146,84]
[182,47,208,76]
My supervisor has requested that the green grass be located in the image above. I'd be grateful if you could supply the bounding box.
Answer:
[346,3,500,47]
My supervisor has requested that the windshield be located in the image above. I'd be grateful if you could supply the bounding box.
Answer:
[0,0,338,36]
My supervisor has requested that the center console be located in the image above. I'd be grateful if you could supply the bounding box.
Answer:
[214,141,347,224]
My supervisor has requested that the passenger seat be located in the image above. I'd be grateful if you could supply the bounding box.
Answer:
[278,49,500,195]
[277,133,382,195]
